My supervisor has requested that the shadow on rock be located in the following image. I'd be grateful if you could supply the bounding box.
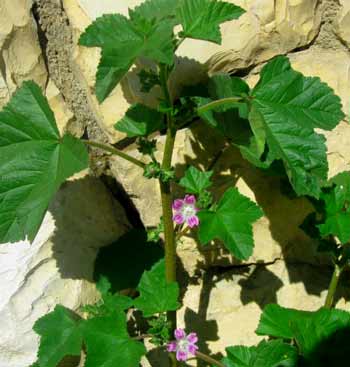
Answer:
[49,175,130,281]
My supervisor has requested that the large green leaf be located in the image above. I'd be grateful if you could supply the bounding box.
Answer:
[251,56,345,198]
[256,304,350,347]
[318,172,350,244]
[0,81,88,244]
[82,312,146,367]
[198,187,263,260]
[33,305,83,367]
[82,276,133,318]
[179,166,213,194]
[79,14,175,102]
[223,340,298,367]
[177,0,245,44]
[115,104,165,137]
[129,0,180,22]
[256,304,311,339]
[134,259,180,317]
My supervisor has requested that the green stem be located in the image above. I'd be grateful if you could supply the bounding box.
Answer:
[195,351,226,367]
[82,139,145,169]
[176,226,191,241]
[324,264,342,309]
[197,97,243,115]
[159,63,177,343]
[160,128,177,330]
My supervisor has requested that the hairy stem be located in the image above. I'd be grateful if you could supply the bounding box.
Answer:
[324,264,342,309]
[197,97,243,115]
[196,351,226,367]
[159,64,177,343]
[82,139,145,168]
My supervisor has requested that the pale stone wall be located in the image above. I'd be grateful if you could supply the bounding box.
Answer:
[1,0,350,366]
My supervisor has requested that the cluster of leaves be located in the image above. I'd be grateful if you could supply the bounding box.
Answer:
[33,259,179,367]
[222,304,350,367]
[300,171,350,265]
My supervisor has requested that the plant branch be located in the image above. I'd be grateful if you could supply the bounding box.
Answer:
[82,139,145,169]
[159,64,177,341]
[195,351,226,367]
[176,226,191,241]
[197,97,243,115]
[324,263,342,309]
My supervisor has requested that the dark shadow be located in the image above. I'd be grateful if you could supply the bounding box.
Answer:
[49,175,131,281]
[238,263,283,309]
[299,325,350,367]
[94,228,164,293]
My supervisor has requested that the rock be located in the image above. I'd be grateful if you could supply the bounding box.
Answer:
[0,174,131,367]
[0,0,47,107]
[334,0,350,48]
[180,0,322,72]
[143,260,350,366]
[175,260,350,361]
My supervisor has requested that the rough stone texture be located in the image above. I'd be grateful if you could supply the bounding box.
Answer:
[143,260,350,366]
[0,173,130,367]
[334,0,350,49]
[0,0,47,107]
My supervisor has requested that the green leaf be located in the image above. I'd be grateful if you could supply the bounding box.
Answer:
[33,305,82,367]
[94,229,164,293]
[129,0,180,22]
[256,304,310,339]
[198,187,263,260]
[318,172,350,244]
[134,259,180,317]
[177,0,245,44]
[79,15,175,102]
[256,304,350,348]
[251,56,345,198]
[83,312,146,367]
[223,340,298,367]
[0,81,88,244]
[195,75,269,168]
[115,104,165,137]
[179,166,213,194]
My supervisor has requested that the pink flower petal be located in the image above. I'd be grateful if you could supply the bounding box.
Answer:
[167,341,177,352]
[176,350,188,361]
[174,328,186,340]
[173,213,185,225]
[184,195,196,205]
[187,215,199,228]
[172,199,184,211]
[188,344,199,355]
[187,332,198,344]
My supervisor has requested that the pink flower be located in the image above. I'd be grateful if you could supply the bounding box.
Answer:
[172,195,200,228]
[167,328,199,361]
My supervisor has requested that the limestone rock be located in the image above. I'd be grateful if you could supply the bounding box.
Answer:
[143,260,350,366]
[334,0,350,48]
[0,0,47,107]
[0,174,130,367]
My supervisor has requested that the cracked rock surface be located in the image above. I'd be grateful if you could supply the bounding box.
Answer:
[0,0,350,366]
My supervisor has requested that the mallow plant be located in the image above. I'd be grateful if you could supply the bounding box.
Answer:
[0,0,349,366]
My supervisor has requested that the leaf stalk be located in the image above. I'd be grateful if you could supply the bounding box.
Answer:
[82,139,145,168]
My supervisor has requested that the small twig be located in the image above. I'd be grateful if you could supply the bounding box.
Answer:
[82,139,146,168]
